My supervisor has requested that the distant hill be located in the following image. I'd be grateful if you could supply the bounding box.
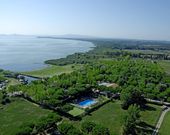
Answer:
[37,34,101,40]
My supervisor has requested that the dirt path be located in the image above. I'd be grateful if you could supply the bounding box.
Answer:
[152,107,170,135]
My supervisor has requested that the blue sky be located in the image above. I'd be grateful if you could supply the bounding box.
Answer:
[0,0,170,40]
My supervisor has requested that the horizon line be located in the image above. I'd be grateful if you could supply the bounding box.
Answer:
[0,33,170,42]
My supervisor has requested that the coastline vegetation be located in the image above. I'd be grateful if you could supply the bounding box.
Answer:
[21,64,81,78]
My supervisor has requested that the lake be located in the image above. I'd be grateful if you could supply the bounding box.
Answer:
[0,35,94,72]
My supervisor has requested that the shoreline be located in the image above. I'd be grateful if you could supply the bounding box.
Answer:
[48,38,97,65]
[19,38,97,78]
[0,37,96,74]
[23,38,96,73]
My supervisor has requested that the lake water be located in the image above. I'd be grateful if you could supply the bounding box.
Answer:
[0,35,94,72]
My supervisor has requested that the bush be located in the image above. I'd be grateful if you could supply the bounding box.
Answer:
[35,113,62,132]
[58,122,82,135]
[60,104,74,112]
[5,98,11,103]
[1,98,11,105]
[16,127,32,135]
[58,122,73,135]
[67,127,82,135]
[81,121,96,133]
[81,121,110,135]
[92,124,110,135]
[16,122,34,135]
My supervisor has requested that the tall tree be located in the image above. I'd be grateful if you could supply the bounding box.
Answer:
[122,104,141,135]
[121,87,146,109]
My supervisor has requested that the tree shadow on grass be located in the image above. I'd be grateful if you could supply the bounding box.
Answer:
[136,121,155,134]
[86,113,92,116]
[138,121,155,129]
[141,105,156,111]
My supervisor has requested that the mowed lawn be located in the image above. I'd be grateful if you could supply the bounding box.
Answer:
[0,98,53,135]
[68,107,85,116]
[22,64,81,78]
[71,101,161,135]
[159,111,170,135]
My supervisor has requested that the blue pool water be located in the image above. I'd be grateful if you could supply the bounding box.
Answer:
[78,99,97,107]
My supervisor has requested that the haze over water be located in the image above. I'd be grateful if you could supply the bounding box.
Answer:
[0,35,94,72]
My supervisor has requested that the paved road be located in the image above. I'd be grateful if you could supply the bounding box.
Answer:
[152,107,170,135]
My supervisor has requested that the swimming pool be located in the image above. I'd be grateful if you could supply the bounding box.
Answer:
[78,99,97,108]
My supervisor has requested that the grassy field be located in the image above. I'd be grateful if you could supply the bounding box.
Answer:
[0,98,53,135]
[22,64,81,78]
[68,107,84,116]
[69,101,161,135]
[158,60,170,75]
[159,111,170,135]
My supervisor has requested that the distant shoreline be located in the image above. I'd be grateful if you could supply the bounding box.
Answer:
[0,36,94,72]
[38,37,97,65]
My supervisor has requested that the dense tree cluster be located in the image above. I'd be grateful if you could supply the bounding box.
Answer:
[122,105,141,135]
[58,121,110,135]
[58,122,82,135]
[8,59,170,109]
[81,121,110,135]
[121,87,146,109]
